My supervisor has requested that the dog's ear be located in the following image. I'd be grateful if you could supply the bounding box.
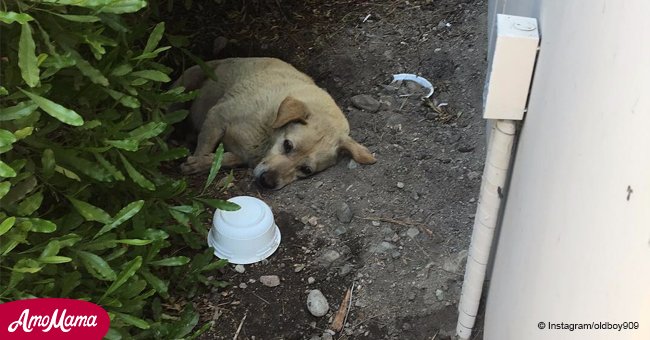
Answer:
[339,136,376,164]
[273,96,309,129]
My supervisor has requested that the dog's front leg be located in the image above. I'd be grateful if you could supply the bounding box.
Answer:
[181,113,226,174]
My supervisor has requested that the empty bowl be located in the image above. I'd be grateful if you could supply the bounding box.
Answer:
[207,196,281,264]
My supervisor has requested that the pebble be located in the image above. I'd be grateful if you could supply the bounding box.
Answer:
[234,265,245,273]
[307,277,316,284]
[396,182,405,189]
[307,290,330,317]
[294,264,305,273]
[406,227,420,238]
[318,250,341,267]
[372,220,381,227]
[334,226,347,236]
[347,159,358,169]
[467,171,481,180]
[435,289,445,301]
[339,263,354,276]
[259,275,280,287]
[308,216,319,226]
[321,332,334,340]
[238,283,247,289]
[314,181,324,188]
[335,202,354,223]
[391,251,402,259]
[371,241,396,254]
[458,145,475,153]
[351,94,381,112]
[443,250,469,274]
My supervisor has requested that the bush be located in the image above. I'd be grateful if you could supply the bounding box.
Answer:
[0,1,235,338]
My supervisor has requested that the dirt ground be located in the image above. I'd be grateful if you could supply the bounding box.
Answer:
[163,0,488,339]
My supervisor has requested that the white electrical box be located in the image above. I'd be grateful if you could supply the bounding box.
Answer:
[483,14,539,120]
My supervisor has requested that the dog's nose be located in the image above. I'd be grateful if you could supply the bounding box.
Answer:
[256,171,277,190]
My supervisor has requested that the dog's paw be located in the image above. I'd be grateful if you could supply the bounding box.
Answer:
[180,156,212,174]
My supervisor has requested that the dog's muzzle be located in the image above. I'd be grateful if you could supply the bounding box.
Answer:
[255,171,278,190]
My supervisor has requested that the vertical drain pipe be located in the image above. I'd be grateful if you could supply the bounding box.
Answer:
[456,119,516,339]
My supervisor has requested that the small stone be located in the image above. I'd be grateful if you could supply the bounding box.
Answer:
[435,289,445,301]
[259,275,280,287]
[308,216,319,226]
[425,112,438,120]
[402,322,412,330]
[238,283,247,289]
[371,241,396,254]
[469,197,476,203]
[443,250,469,274]
[391,251,402,259]
[351,94,381,112]
[334,226,347,236]
[408,291,416,301]
[300,215,311,225]
[234,265,245,273]
[458,145,475,153]
[406,227,420,238]
[335,202,354,223]
[318,250,341,267]
[467,171,481,180]
[307,277,316,284]
[397,182,405,189]
[307,290,330,317]
[294,264,306,273]
[339,263,354,276]
[348,159,359,169]
[315,181,324,188]
[372,220,381,227]
[321,332,334,340]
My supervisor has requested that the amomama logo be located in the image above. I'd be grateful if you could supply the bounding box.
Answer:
[0,298,110,339]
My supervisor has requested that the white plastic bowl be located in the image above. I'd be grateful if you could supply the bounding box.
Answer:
[207,196,281,264]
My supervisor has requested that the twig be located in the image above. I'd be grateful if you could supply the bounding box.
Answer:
[252,292,270,305]
[342,282,355,332]
[331,283,354,332]
[233,311,247,340]
[431,330,439,340]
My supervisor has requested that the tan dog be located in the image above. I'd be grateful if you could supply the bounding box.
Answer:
[173,57,376,189]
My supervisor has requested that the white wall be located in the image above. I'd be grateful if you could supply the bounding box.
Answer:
[485,1,650,339]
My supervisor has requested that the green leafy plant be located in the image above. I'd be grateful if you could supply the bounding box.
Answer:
[0,1,237,338]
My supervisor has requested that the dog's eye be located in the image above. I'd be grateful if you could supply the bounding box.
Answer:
[299,166,313,175]
[283,140,293,153]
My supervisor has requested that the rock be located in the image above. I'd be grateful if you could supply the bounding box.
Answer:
[307,277,316,284]
[339,263,354,276]
[458,145,475,153]
[318,250,341,267]
[234,265,245,273]
[406,227,420,238]
[348,159,358,169]
[308,216,319,226]
[307,290,330,317]
[396,181,405,189]
[443,250,468,274]
[259,275,280,287]
[294,264,306,273]
[425,112,438,120]
[334,226,347,236]
[391,251,402,259]
[408,291,416,301]
[351,94,380,112]
[379,95,397,111]
[436,289,445,301]
[239,283,247,289]
[372,220,381,227]
[371,241,396,254]
[321,332,334,340]
[335,202,353,223]
[314,181,324,188]
[467,171,481,180]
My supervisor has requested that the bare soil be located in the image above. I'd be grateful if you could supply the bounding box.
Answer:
[163,1,488,339]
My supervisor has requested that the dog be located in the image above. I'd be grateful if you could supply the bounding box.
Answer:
[171,57,376,190]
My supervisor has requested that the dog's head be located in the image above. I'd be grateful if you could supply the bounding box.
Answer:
[253,96,375,190]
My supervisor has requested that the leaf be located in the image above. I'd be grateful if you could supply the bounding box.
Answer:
[104,256,142,297]
[13,127,34,140]
[203,143,224,192]
[149,256,190,266]
[95,200,144,237]
[132,46,170,61]
[0,11,34,24]
[12,259,42,273]
[0,160,17,178]
[39,0,147,14]
[94,153,125,180]
[104,89,140,108]
[39,256,72,264]
[0,129,16,147]
[128,122,167,141]
[194,198,240,211]
[169,209,189,227]
[115,239,152,246]
[20,89,84,126]
[77,250,116,281]
[40,240,61,257]
[111,64,132,76]
[114,312,149,329]
[52,13,100,23]
[16,191,43,216]
[0,87,7,95]
[130,70,171,82]
[141,270,169,298]
[105,139,139,151]
[180,48,219,81]
[0,101,38,121]
[0,182,10,199]
[66,49,109,86]
[25,218,57,233]
[0,217,16,237]
[118,154,155,190]
[144,22,165,54]
[18,23,39,87]
[68,197,112,224]
[55,165,81,181]
[41,149,55,178]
